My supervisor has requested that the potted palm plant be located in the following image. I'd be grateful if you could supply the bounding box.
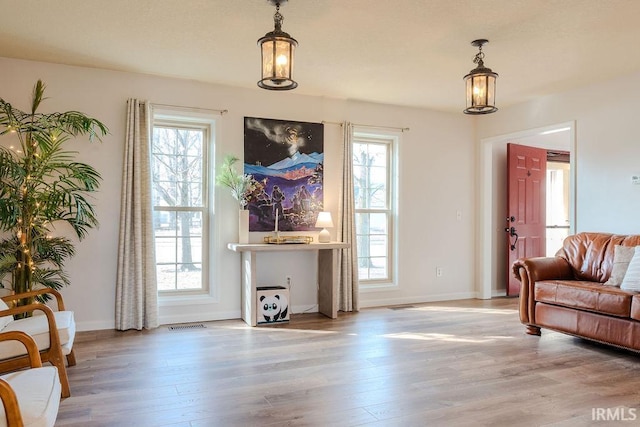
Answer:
[0,80,108,307]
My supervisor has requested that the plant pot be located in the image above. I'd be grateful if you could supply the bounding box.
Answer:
[239,209,249,243]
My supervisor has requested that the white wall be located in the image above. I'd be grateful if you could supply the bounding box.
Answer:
[0,57,476,330]
[478,72,640,299]
[478,71,640,236]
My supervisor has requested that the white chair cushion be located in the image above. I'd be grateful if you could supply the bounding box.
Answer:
[0,311,75,359]
[0,300,13,331]
[0,366,60,427]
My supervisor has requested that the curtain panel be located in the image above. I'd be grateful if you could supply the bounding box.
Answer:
[115,99,159,330]
[338,122,359,312]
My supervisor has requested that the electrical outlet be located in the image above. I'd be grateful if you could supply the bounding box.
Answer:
[436,267,443,277]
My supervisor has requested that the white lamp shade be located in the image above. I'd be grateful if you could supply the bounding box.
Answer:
[315,212,334,228]
[316,212,333,243]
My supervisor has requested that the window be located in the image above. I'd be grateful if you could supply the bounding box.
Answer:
[151,116,211,294]
[353,132,396,284]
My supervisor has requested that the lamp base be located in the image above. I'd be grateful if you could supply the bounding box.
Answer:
[318,228,330,243]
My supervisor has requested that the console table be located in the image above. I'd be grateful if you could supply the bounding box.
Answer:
[227,242,350,326]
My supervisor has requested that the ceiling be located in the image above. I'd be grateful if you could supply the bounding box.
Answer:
[2,0,640,113]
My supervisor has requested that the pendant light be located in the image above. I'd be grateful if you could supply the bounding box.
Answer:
[463,39,498,114]
[257,0,298,90]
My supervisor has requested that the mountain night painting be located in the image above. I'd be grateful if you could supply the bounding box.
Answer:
[244,117,324,232]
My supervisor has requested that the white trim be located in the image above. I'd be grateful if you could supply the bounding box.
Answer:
[158,310,240,326]
[478,121,576,300]
[352,128,400,288]
[359,291,478,308]
[152,114,215,296]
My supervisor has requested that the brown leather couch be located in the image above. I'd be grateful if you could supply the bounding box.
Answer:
[512,232,640,351]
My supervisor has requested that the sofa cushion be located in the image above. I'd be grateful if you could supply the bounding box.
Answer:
[535,280,634,317]
[0,311,75,359]
[604,245,636,286]
[621,246,640,291]
[0,366,60,427]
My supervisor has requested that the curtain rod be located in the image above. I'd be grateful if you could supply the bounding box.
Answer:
[321,120,409,132]
[151,103,228,115]
[353,123,409,132]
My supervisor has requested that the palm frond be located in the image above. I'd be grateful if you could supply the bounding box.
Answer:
[0,80,108,295]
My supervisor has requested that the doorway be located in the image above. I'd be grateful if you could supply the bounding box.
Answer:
[546,152,571,255]
[478,122,576,299]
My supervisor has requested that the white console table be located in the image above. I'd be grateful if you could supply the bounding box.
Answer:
[227,242,350,326]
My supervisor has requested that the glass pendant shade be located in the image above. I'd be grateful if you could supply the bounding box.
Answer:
[258,1,298,90]
[463,39,498,115]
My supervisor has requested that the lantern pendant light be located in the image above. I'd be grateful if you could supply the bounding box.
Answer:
[258,0,298,90]
[463,39,498,114]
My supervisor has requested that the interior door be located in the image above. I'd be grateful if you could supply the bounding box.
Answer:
[506,143,547,296]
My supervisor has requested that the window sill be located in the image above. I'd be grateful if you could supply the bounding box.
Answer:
[359,281,398,292]
[158,293,218,307]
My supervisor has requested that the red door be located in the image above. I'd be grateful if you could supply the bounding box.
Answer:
[506,143,547,296]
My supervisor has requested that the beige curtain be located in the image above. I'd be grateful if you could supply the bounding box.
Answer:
[337,122,359,311]
[115,99,158,330]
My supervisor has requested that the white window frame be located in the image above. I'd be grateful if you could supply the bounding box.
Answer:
[151,110,214,297]
[352,129,398,290]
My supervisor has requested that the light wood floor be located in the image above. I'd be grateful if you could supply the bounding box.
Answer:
[55,298,640,426]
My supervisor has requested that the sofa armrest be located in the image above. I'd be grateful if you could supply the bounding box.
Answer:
[512,256,573,327]
[512,256,573,283]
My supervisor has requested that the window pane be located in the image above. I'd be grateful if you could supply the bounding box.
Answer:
[157,265,176,291]
[155,237,176,263]
[153,211,176,234]
[352,134,394,283]
[178,237,202,264]
[152,119,209,294]
[369,167,387,208]
[353,143,368,166]
[152,129,204,208]
[176,264,202,290]
[355,213,370,234]
[370,235,387,257]
[369,213,387,235]
[369,257,387,279]
[368,144,387,167]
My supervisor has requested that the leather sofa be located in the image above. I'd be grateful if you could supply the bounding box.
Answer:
[512,232,640,351]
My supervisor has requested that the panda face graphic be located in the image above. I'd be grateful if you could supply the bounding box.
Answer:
[259,293,288,322]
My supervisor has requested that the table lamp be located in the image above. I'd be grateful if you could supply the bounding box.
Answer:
[315,211,334,243]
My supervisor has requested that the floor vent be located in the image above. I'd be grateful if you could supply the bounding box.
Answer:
[168,324,206,331]
[389,305,415,310]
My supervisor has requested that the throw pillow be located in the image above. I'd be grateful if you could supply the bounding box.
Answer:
[0,298,13,330]
[621,246,640,292]
[604,245,636,286]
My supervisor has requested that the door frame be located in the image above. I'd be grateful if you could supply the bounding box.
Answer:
[477,121,576,299]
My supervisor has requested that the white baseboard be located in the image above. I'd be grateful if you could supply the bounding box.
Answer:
[158,310,240,326]
[359,291,478,309]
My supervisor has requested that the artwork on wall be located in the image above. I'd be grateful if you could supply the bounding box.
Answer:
[244,117,324,232]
